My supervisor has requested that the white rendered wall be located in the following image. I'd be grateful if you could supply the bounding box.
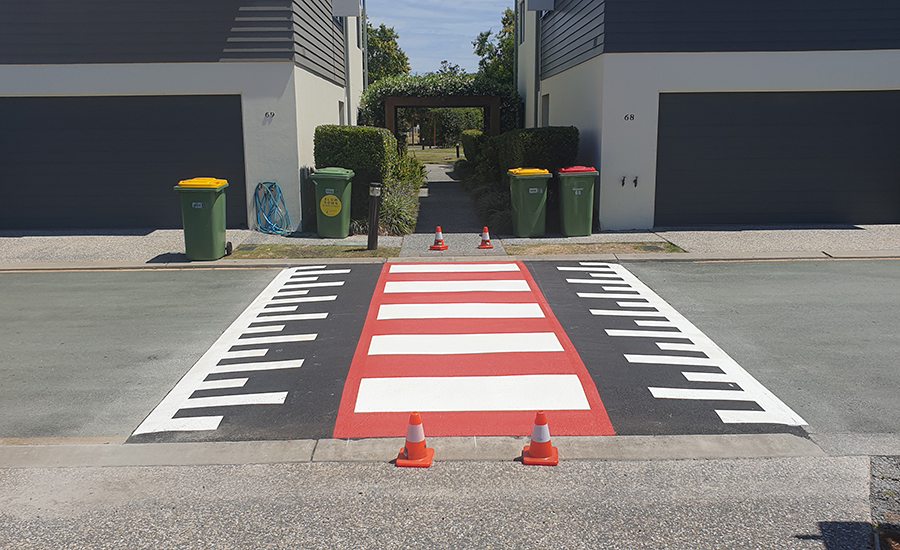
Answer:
[0,62,302,230]
[538,54,603,168]
[541,49,900,230]
[294,67,355,166]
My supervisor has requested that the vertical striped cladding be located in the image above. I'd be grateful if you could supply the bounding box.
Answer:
[603,0,900,54]
[0,0,347,85]
[539,0,900,78]
[540,0,605,79]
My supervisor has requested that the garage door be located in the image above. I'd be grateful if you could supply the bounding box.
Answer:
[655,91,900,226]
[0,95,247,229]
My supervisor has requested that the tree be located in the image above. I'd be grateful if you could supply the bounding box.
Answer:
[417,107,483,147]
[437,60,465,76]
[472,8,515,86]
[367,23,410,84]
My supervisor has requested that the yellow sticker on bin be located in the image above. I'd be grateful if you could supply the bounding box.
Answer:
[178,177,228,187]
[508,168,550,175]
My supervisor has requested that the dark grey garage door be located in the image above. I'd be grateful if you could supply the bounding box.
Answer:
[655,91,900,226]
[0,95,247,229]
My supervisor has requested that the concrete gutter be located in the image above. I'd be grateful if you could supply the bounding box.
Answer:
[0,433,825,468]
[1,250,898,272]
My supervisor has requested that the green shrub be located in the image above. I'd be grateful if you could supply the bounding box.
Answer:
[381,153,425,234]
[460,129,486,161]
[473,133,501,189]
[314,125,424,235]
[471,182,513,234]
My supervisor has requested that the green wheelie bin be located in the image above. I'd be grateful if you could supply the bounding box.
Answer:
[558,166,598,237]
[508,168,551,237]
[311,167,355,238]
[174,177,231,261]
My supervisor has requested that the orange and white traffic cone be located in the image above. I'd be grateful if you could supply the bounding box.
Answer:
[429,226,449,251]
[477,226,493,249]
[396,412,435,468]
[522,411,559,466]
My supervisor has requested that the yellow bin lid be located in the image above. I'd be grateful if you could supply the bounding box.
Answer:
[508,168,550,175]
[178,177,228,187]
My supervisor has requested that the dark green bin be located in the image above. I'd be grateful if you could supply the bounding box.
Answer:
[558,166,598,237]
[508,168,551,238]
[174,177,230,261]
[311,167,354,238]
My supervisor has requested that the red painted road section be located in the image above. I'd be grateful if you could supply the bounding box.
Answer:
[333,261,615,438]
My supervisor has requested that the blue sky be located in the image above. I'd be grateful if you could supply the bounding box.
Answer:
[366,0,513,74]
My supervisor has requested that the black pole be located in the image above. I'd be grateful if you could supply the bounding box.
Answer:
[367,182,381,250]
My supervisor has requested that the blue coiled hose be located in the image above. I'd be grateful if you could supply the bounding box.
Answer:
[254,181,294,235]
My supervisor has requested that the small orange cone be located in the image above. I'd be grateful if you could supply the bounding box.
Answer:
[522,411,559,466]
[477,226,493,249]
[429,226,449,251]
[396,412,435,468]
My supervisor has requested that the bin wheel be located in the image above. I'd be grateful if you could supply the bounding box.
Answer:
[225,241,233,256]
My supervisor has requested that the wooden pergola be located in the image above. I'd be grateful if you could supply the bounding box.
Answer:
[384,95,502,137]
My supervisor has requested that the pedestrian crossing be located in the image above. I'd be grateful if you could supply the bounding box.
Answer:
[561,262,807,426]
[132,266,349,436]
[333,261,614,437]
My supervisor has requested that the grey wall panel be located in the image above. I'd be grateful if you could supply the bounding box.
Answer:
[604,0,900,54]
[222,3,295,62]
[539,0,900,79]
[655,91,900,226]
[292,0,346,86]
[0,96,247,230]
[0,0,345,66]
[540,0,605,79]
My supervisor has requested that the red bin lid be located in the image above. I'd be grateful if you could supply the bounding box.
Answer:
[559,166,597,173]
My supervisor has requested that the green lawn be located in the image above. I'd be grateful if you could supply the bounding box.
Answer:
[407,146,463,164]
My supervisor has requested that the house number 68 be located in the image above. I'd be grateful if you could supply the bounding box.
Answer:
[624,114,635,121]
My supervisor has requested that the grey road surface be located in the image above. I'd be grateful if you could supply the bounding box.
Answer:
[0,269,279,440]
[624,259,900,455]
[0,260,895,549]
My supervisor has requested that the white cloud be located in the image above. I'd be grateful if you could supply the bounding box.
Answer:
[366,0,513,74]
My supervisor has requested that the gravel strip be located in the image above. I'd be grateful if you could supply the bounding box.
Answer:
[657,224,900,254]
[872,456,900,532]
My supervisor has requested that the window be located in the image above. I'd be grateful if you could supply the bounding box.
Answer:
[541,94,550,127]
[339,101,346,126]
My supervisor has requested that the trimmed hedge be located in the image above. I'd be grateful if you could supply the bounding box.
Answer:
[461,126,580,233]
[460,129,486,161]
[494,127,579,177]
[313,125,424,235]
